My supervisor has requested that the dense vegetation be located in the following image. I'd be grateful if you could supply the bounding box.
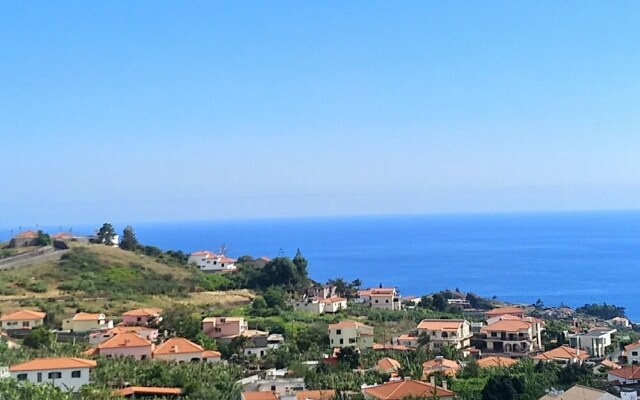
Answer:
[576,303,625,319]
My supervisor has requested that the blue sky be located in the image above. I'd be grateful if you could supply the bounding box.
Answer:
[1,1,639,227]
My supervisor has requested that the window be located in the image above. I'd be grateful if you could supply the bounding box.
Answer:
[48,372,62,379]
[633,352,638,356]
[339,338,344,344]
[491,332,497,337]
[349,338,356,344]
[17,374,27,381]
[271,386,276,391]
[336,329,341,335]
[375,300,379,303]
[71,370,81,378]
[331,339,334,344]
[386,300,389,303]
[22,321,30,327]
[37,373,42,382]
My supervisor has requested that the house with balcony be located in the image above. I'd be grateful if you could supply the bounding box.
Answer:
[8,357,96,392]
[533,346,589,365]
[62,312,113,333]
[569,327,617,358]
[416,319,473,350]
[328,320,374,349]
[0,310,46,331]
[202,316,248,339]
[357,288,402,310]
[481,318,543,354]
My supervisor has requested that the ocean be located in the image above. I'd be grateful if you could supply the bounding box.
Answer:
[3,211,640,319]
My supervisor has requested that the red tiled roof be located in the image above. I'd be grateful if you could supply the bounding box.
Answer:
[71,312,103,321]
[481,319,532,332]
[609,365,640,380]
[363,379,454,399]
[10,357,96,372]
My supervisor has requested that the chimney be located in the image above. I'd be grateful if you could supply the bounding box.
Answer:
[442,381,448,391]
[430,376,436,386]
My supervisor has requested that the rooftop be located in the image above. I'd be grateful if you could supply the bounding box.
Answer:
[362,379,454,399]
[0,309,46,321]
[417,319,466,331]
[533,346,589,361]
[10,357,96,372]
[96,332,152,349]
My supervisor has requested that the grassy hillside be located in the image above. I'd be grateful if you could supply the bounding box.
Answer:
[0,243,255,318]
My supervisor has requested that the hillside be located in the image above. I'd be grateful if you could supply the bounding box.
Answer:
[0,243,255,317]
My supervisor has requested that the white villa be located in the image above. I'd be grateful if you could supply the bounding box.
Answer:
[188,250,237,272]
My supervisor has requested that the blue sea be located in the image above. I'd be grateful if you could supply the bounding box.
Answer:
[3,211,640,319]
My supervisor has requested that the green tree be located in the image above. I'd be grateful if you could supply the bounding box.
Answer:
[159,304,201,339]
[432,293,447,312]
[337,346,361,369]
[35,230,52,246]
[23,326,55,349]
[119,226,139,251]
[481,375,523,400]
[264,286,286,310]
[292,249,308,277]
[96,223,116,245]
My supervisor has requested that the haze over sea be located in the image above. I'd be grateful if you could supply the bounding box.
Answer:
[4,211,639,319]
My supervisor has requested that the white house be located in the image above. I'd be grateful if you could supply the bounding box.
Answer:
[9,357,96,392]
[624,341,640,365]
[291,297,347,314]
[0,310,46,331]
[357,288,402,310]
[62,312,113,333]
[328,321,374,349]
[152,337,221,363]
[608,366,640,385]
[569,328,617,358]
[188,250,237,272]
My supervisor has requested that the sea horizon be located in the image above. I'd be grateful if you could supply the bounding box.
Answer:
[2,210,639,319]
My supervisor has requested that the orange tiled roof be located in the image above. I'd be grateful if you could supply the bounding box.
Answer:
[154,337,203,355]
[203,350,222,358]
[321,297,347,304]
[600,359,621,370]
[10,357,96,372]
[52,232,74,239]
[477,356,518,368]
[14,230,38,239]
[110,326,151,334]
[115,386,182,396]
[96,332,152,349]
[296,390,336,400]
[372,343,414,351]
[190,250,218,257]
[0,310,46,321]
[624,340,640,351]
[72,312,103,321]
[481,319,532,333]
[486,306,524,316]
[328,320,372,330]
[377,357,401,372]
[422,357,459,376]
[533,346,589,361]
[417,319,465,331]
[363,379,454,399]
[242,392,279,400]
[122,308,162,317]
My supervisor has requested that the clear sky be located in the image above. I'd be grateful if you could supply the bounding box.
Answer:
[1,1,639,227]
